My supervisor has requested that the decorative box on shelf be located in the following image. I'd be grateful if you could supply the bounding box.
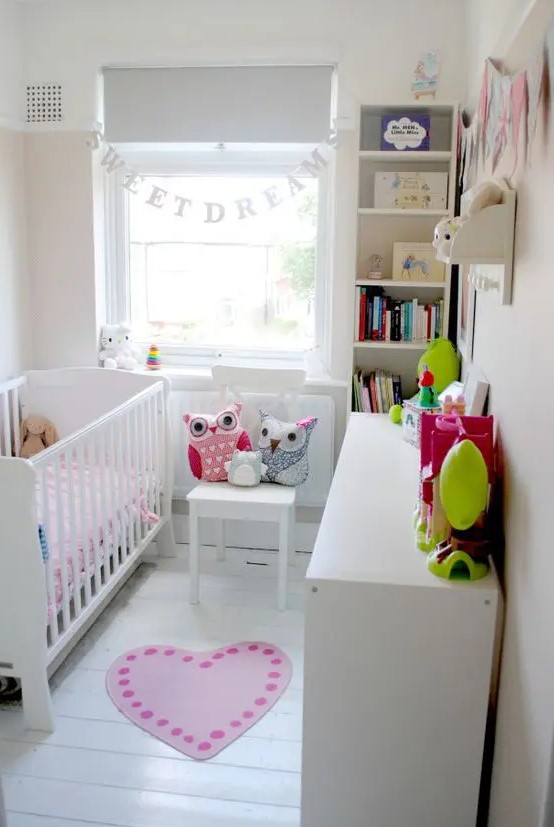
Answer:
[374,171,448,211]
[380,113,430,151]
[402,394,441,448]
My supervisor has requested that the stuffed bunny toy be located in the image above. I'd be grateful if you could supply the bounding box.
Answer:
[20,416,59,459]
[99,323,138,370]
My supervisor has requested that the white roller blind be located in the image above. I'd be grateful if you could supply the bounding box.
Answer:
[102,66,333,144]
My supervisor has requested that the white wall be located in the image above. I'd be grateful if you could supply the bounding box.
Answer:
[0,0,28,382]
[464,3,554,825]
[0,0,23,124]
[19,0,467,380]
[466,0,551,101]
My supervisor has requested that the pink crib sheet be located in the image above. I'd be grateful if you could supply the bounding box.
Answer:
[39,460,153,622]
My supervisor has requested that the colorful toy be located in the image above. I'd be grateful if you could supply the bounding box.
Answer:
[183,403,252,482]
[145,344,161,370]
[224,450,267,487]
[389,404,403,424]
[433,216,463,260]
[441,393,466,416]
[258,411,317,486]
[417,364,438,408]
[417,338,459,394]
[414,413,495,581]
[440,438,489,530]
[20,416,59,459]
[99,323,138,370]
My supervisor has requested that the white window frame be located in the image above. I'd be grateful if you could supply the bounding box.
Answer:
[105,145,330,369]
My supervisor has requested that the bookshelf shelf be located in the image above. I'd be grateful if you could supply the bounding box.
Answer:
[352,100,458,411]
[355,279,446,289]
[358,208,447,217]
[359,150,452,162]
[354,341,429,350]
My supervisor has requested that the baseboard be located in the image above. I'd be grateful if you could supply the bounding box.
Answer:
[172,513,318,553]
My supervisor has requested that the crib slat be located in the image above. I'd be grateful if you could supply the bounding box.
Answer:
[40,466,59,644]
[122,409,134,555]
[114,413,128,561]
[153,391,161,518]
[139,400,149,536]
[11,387,20,457]
[2,392,10,457]
[87,436,103,591]
[64,446,82,619]
[53,456,71,632]
[146,396,156,511]
[76,442,93,605]
[97,428,111,575]
[132,406,142,545]
[123,408,135,552]
[108,422,121,572]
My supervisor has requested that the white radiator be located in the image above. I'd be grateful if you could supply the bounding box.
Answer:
[170,390,334,508]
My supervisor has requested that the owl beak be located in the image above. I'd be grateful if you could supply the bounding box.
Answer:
[270,439,280,453]
[209,426,217,433]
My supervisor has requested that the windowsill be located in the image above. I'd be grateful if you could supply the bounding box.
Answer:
[135,364,348,390]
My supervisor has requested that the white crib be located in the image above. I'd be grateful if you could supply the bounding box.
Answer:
[0,368,176,732]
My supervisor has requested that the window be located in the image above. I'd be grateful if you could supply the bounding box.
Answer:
[108,149,328,362]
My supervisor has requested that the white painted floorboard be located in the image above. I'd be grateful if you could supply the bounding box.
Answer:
[0,546,308,827]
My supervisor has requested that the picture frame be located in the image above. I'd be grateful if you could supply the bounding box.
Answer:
[392,242,446,282]
[457,265,476,361]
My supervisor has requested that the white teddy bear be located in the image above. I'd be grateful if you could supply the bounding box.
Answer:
[99,323,138,370]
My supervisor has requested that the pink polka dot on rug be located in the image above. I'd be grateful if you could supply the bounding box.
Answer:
[106,643,292,761]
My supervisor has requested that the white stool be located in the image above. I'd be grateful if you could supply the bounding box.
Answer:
[187,482,296,611]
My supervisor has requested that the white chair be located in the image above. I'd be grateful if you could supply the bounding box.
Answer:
[186,365,305,611]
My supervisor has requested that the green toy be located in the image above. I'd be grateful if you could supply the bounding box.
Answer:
[389,404,402,424]
[439,439,488,531]
[427,547,489,581]
[417,365,438,409]
[417,338,459,394]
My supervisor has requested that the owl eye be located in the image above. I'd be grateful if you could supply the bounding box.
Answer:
[108,337,112,342]
[445,233,451,240]
[287,432,297,443]
[261,427,268,437]
[190,417,208,437]
[125,335,129,340]
[217,411,237,431]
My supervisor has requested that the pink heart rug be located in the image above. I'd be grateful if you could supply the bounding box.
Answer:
[106,642,292,760]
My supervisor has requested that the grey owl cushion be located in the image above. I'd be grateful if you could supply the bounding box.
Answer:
[258,411,318,486]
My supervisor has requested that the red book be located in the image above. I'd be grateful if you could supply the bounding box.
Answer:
[380,298,387,342]
[369,373,378,413]
[359,288,367,341]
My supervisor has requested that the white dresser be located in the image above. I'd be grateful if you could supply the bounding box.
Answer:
[302,414,502,827]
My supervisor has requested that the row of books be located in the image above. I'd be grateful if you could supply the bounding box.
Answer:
[352,369,403,414]
[356,287,443,342]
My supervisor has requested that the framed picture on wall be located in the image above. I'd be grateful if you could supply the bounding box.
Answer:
[457,265,476,362]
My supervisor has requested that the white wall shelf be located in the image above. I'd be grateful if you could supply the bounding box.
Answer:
[354,341,429,350]
[355,279,446,289]
[359,150,451,162]
[438,190,516,305]
[358,208,447,217]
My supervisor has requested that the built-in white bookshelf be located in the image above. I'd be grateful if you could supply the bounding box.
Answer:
[352,101,458,408]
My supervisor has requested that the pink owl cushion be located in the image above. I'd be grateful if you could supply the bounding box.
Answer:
[183,403,252,482]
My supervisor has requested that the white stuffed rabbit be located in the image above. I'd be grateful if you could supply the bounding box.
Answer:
[99,323,138,370]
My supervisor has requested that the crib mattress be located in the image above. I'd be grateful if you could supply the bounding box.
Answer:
[38,460,153,622]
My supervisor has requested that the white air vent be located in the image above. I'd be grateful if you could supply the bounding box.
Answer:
[26,84,62,123]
